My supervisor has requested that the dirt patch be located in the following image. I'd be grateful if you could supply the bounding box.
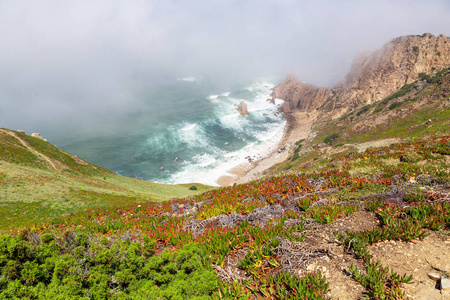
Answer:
[294,211,382,299]
[181,190,450,299]
[350,137,402,153]
[369,232,450,299]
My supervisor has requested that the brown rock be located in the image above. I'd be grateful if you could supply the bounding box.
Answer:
[271,75,331,113]
[266,98,275,104]
[428,273,441,281]
[236,101,250,115]
[31,132,47,142]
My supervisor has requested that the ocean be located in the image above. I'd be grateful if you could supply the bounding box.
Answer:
[60,77,286,186]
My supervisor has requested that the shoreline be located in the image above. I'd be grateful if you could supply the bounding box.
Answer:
[216,111,315,186]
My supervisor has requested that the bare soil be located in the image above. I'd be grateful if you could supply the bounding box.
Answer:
[369,232,450,300]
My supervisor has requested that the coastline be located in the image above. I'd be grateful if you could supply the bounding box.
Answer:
[216,111,315,186]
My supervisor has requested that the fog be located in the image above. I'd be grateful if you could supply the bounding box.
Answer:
[1,0,450,138]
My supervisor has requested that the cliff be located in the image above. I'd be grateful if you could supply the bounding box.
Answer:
[271,75,331,112]
[273,33,450,115]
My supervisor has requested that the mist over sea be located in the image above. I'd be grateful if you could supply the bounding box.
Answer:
[59,77,286,186]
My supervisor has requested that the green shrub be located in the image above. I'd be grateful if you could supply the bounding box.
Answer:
[40,233,54,244]
[323,133,340,145]
[0,233,218,299]
[418,68,449,84]
[189,185,198,190]
[419,72,431,82]
[291,142,303,161]
[388,101,402,110]
[381,82,416,106]
[373,106,383,113]
[400,151,423,163]
[356,105,371,116]
[339,114,348,121]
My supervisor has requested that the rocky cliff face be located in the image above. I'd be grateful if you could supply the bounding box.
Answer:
[271,75,331,113]
[273,33,450,115]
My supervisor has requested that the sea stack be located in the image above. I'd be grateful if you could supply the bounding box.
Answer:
[236,101,250,115]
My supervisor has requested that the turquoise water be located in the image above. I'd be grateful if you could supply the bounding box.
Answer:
[61,77,286,186]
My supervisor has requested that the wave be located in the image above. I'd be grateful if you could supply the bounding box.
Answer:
[181,122,197,131]
[159,79,285,186]
[179,76,198,82]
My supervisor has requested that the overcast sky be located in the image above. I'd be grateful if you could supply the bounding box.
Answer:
[1,0,450,133]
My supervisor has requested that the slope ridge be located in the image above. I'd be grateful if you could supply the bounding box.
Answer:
[1,129,58,171]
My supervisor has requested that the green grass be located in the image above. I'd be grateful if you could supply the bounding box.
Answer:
[347,105,450,144]
[16,131,111,176]
[0,130,213,230]
[0,162,212,230]
[1,129,449,298]
[0,133,43,169]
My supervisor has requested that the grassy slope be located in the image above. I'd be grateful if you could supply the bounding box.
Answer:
[0,69,449,299]
[268,68,450,175]
[0,129,211,229]
[3,134,447,299]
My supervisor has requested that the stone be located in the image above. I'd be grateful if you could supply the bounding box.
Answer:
[307,263,318,271]
[428,273,441,281]
[31,132,47,141]
[266,98,275,104]
[236,101,249,115]
[441,278,450,291]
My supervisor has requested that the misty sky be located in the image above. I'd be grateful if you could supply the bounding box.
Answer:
[1,0,450,135]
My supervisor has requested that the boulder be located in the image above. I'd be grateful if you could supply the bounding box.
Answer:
[440,278,450,291]
[31,133,47,142]
[236,101,250,115]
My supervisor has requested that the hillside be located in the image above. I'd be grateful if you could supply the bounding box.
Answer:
[0,128,210,229]
[0,37,450,299]
[267,67,450,176]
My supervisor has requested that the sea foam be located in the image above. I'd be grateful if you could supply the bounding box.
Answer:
[162,79,286,186]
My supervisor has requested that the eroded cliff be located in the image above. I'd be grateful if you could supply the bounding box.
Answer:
[273,33,450,116]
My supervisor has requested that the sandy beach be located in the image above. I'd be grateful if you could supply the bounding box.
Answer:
[216,111,315,186]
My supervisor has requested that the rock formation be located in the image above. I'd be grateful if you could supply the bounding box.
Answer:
[273,33,450,116]
[31,133,47,142]
[271,75,331,113]
[236,101,250,115]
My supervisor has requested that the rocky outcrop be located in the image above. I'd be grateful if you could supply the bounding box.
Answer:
[236,101,250,115]
[274,33,450,115]
[271,75,331,113]
[31,133,47,142]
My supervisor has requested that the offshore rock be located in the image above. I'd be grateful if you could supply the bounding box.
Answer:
[236,101,250,115]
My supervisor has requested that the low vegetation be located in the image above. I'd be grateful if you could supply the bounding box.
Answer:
[0,68,449,298]
[1,132,449,298]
